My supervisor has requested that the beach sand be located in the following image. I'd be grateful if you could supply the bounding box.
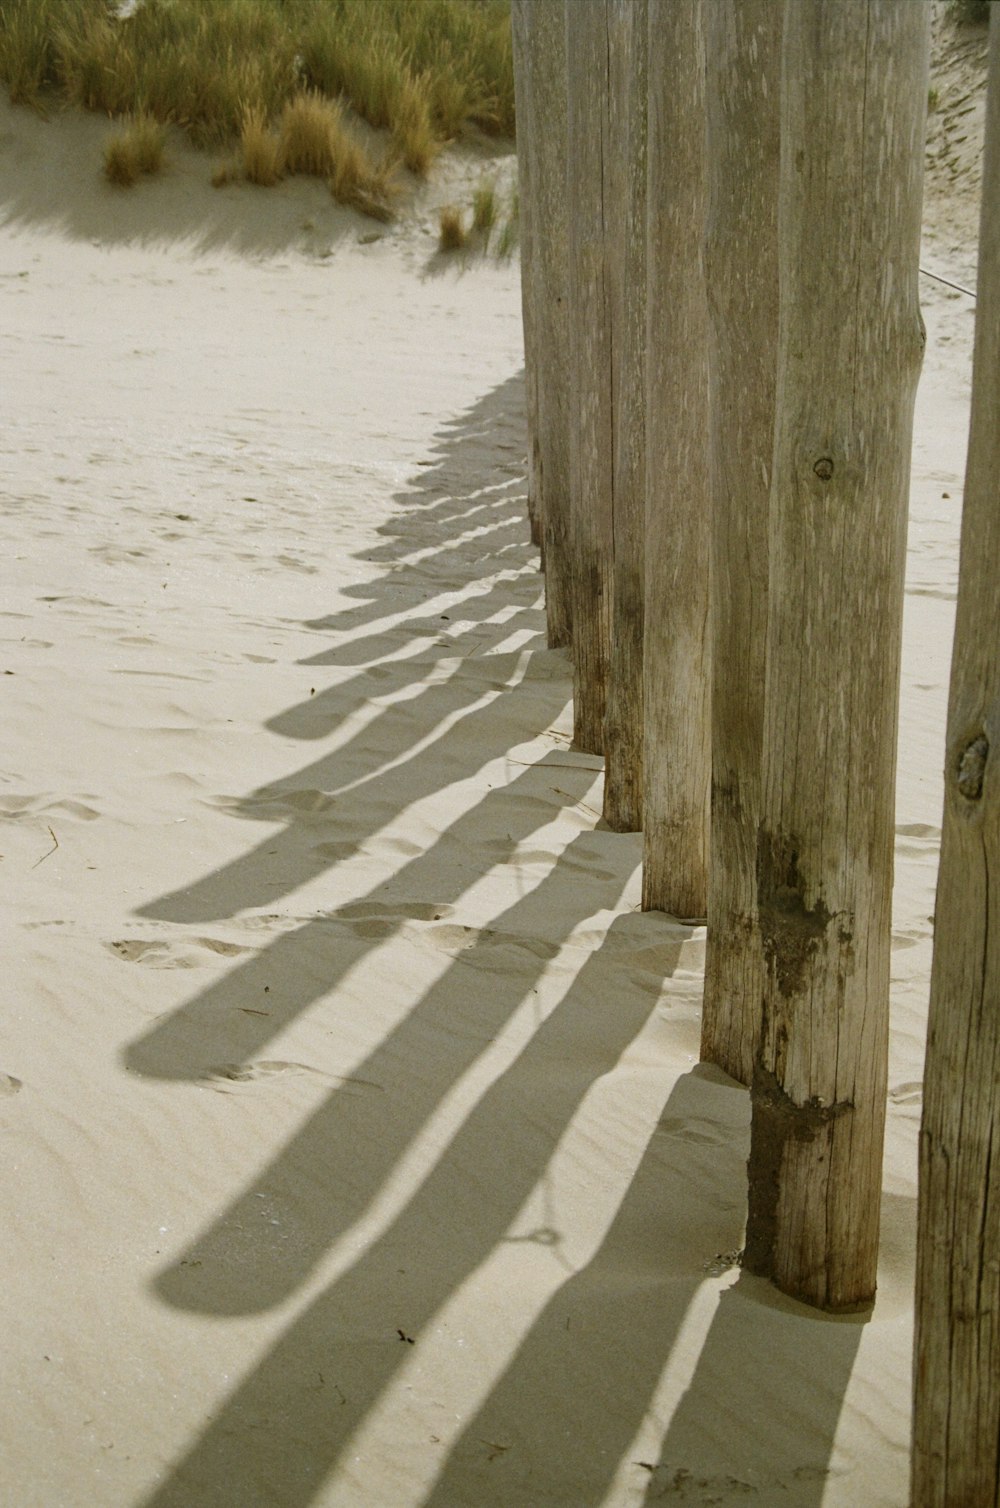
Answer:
[0,11,986,1504]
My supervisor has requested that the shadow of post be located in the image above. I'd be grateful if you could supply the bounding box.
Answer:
[419,1066,750,1508]
[136,916,701,1508]
[636,1274,866,1505]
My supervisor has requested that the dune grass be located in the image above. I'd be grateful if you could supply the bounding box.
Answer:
[439,180,517,259]
[0,0,513,221]
[236,105,283,187]
[279,89,397,217]
[438,203,467,252]
[0,0,514,158]
[212,90,397,218]
[103,110,166,185]
[472,177,498,243]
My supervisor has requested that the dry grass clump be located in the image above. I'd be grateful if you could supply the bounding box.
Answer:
[0,0,513,220]
[438,204,468,252]
[278,89,396,217]
[239,105,283,186]
[103,112,167,186]
[278,89,346,178]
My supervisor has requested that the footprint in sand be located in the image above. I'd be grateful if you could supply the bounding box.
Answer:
[200,1060,312,1086]
[0,794,99,823]
[330,898,455,940]
[197,1061,380,1093]
[311,839,359,862]
[107,936,255,968]
[425,922,560,965]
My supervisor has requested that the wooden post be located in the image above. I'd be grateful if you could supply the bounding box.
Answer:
[603,0,648,833]
[913,15,1000,1501]
[566,0,614,753]
[514,0,573,649]
[744,1,928,1310]
[642,0,711,918]
[510,1,541,552]
[701,0,781,1084]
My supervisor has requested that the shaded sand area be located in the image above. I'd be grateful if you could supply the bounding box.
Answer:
[0,18,985,1504]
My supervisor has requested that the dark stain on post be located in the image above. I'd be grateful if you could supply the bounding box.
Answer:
[745,1061,853,1295]
[756,828,831,996]
[957,733,989,801]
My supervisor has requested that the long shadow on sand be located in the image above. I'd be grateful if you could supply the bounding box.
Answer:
[137,913,708,1508]
[126,372,866,1507]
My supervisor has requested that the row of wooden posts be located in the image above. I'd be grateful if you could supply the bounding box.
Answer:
[512,1,1000,1501]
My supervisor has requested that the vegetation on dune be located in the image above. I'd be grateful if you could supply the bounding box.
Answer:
[438,178,518,258]
[472,176,497,239]
[0,0,513,212]
[103,109,166,184]
[437,202,467,251]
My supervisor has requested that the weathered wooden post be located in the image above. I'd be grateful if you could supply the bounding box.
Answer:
[913,14,1000,1501]
[603,0,648,833]
[510,1,541,552]
[642,0,711,917]
[744,1,928,1310]
[700,0,781,1084]
[512,0,573,649]
[565,0,615,752]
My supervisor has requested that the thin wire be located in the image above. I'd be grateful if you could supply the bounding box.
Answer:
[919,265,978,298]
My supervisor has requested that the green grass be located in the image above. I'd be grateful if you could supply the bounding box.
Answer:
[472,177,497,243]
[440,180,517,258]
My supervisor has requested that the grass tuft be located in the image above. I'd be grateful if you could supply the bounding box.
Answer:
[277,90,397,218]
[279,89,346,178]
[240,104,283,185]
[103,111,167,186]
[438,203,467,252]
[472,177,497,243]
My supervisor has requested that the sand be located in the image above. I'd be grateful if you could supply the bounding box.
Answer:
[0,14,986,1505]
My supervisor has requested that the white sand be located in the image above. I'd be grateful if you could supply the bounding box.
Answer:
[0,15,986,1504]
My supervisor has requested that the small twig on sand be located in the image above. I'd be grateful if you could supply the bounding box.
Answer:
[32,825,58,869]
[552,788,603,820]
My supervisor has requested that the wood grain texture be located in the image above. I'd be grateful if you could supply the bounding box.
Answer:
[566,0,614,752]
[516,0,572,647]
[744,1,928,1310]
[510,2,541,550]
[602,0,647,833]
[913,14,1000,1503]
[701,0,781,1084]
[642,0,711,918]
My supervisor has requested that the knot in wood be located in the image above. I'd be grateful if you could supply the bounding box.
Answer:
[813,457,834,482]
[957,734,989,801]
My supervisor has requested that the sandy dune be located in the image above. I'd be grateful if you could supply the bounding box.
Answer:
[0,13,986,1504]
